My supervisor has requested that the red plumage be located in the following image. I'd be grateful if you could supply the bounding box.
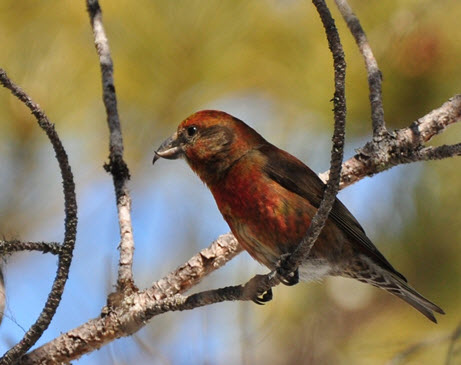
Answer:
[153,110,444,323]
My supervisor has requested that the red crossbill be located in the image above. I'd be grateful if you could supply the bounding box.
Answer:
[153,110,444,323]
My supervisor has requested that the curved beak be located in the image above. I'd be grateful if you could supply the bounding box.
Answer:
[153,132,184,165]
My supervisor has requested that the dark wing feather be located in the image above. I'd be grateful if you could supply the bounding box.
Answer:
[259,144,407,282]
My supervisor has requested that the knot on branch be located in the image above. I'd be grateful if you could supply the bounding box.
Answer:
[104,155,130,181]
[86,0,101,19]
[355,130,429,175]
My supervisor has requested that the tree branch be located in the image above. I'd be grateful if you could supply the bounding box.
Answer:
[386,322,461,365]
[147,233,242,300]
[279,0,346,276]
[417,143,461,161]
[22,234,242,364]
[334,0,387,138]
[86,0,135,292]
[0,241,61,256]
[320,94,461,187]
[445,322,461,365]
[0,69,78,365]
[0,268,4,327]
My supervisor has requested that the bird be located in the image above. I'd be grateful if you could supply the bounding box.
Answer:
[153,110,444,323]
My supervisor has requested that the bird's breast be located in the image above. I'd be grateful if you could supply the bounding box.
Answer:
[210,159,317,268]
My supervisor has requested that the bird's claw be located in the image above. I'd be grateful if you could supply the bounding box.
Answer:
[279,268,299,286]
[252,288,273,305]
[276,253,300,286]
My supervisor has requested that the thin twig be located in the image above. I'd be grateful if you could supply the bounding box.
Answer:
[386,335,449,365]
[417,143,461,161]
[279,0,346,275]
[335,0,387,138]
[86,0,135,292]
[0,68,78,365]
[385,322,461,365]
[0,241,61,256]
[445,322,461,365]
[0,267,4,327]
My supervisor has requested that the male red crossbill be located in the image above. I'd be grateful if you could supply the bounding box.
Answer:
[153,110,444,323]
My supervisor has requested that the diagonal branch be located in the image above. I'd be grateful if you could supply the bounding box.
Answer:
[335,0,387,138]
[22,234,242,364]
[147,233,242,300]
[0,69,78,365]
[86,0,135,292]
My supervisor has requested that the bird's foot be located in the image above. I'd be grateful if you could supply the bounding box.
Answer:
[279,269,299,286]
[243,274,274,305]
[276,253,299,286]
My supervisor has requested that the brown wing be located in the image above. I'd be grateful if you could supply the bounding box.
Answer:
[259,143,407,282]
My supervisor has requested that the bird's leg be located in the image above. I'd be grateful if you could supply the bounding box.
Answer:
[276,253,300,286]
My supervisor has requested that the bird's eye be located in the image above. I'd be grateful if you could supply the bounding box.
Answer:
[186,126,198,137]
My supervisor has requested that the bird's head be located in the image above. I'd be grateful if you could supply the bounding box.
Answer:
[153,110,266,183]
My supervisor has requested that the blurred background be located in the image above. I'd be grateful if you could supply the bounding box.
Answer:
[1,0,460,364]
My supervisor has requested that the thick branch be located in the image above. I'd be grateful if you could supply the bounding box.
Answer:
[0,241,61,256]
[22,234,242,364]
[0,69,78,365]
[335,0,387,138]
[147,233,242,300]
[86,0,135,292]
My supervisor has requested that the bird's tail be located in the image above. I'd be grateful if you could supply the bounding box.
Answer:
[347,258,445,323]
[383,272,445,323]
